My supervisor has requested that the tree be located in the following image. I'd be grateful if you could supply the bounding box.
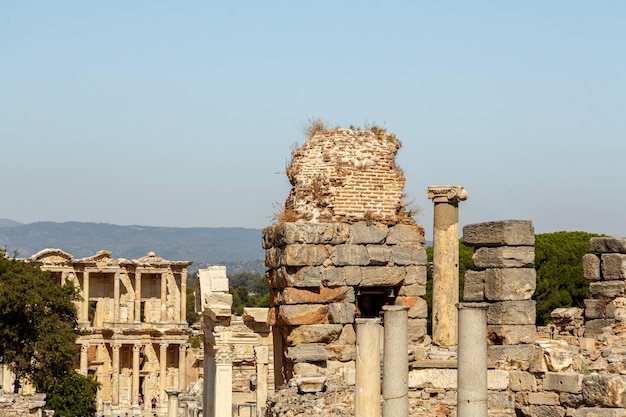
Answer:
[0,250,97,416]
[228,272,270,315]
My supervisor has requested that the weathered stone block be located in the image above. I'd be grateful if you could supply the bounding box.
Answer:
[321,267,346,287]
[463,220,535,247]
[488,345,534,370]
[488,325,536,345]
[343,266,362,286]
[348,222,388,244]
[272,222,350,246]
[509,371,537,392]
[584,299,606,319]
[590,237,626,254]
[265,247,280,268]
[488,301,536,325]
[473,247,535,268]
[582,374,626,407]
[582,253,601,281]
[287,345,328,363]
[485,268,536,301]
[584,319,615,337]
[279,244,330,266]
[365,245,391,265]
[395,296,428,319]
[530,340,573,373]
[278,304,328,325]
[463,270,485,301]
[601,253,626,280]
[280,286,355,305]
[285,266,323,287]
[528,392,559,405]
[589,281,625,299]
[488,391,514,410]
[573,408,626,417]
[397,283,426,297]
[360,266,404,287]
[408,369,456,389]
[284,324,344,346]
[327,303,355,324]
[488,369,510,390]
[544,372,582,393]
[386,224,425,245]
[559,393,583,408]
[404,265,427,285]
[407,318,427,341]
[326,344,356,361]
[330,244,369,266]
[390,244,426,266]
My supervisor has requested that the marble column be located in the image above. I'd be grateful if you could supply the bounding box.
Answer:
[426,185,468,347]
[134,271,142,322]
[355,318,381,417]
[457,302,489,417]
[166,388,180,417]
[113,271,121,322]
[112,343,121,408]
[180,269,187,323]
[80,343,89,376]
[132,343,141,406]
[178,344,187,391]
[82,271,90,323]
[161,273,168,322]
[382,305,408,417]
[102,400,112,417]
[160,343,168,401]
[214,345,233,417]
[254,346,269,417]
[203,340,215,417]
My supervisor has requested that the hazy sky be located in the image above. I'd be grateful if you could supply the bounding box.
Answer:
[1,1,625,240]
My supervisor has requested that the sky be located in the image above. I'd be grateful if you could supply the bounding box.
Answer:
[1,1,625,240]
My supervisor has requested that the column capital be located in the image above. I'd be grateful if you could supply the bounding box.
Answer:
[215,345,233,364]
[112,343,122,351]
[426,185,468,203]
[160,342,169,349]
[81,343,89,353]
[133,343,142,352]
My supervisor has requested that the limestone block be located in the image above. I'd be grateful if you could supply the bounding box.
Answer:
[582,254,601,281]
[265,247,280,268]
[266,267,287,289]
[343,266,362,286]
[360,266,404,287]
[463,220,535,247]
[272,222,350,246]
[590,237,626,254]
[488,325,537,345]
[294,375,326,393]
[584,299,606,319]
[528,392,559,405]
[397,283,426,297]
[543,372,582,393]
[473,247,535,268]
[327,303,355,324]
[488,369,510,390]
[330,244,370,266]
[242,307,269,324]
[278,244,330,266]
[579,337,596,350]
[280,286,355,305]
[582,374,626,407]
[202,293,232,320]
[584,319,615,337]
[321,267,346,287]
[601,253,626,280]
[463,270,485,301]
[348,222,388,244]
[210,277,230,293]
[530,340,572,373]
[488,345,534,370]
[509,371,537,392]
[284,266,323,287]
[550,307,582,322]
[485,268,536,301]
[609,297,626,322]
[261,224,276,249]
[395,296,428,319]
[386,224,425,245]
[487,301,536,325]
[488,391,515,411]
[404,265,427,285]
[287,345,328,363]
[559,393,583,408]
[365,245,391,265]
[277,304,328,325]
[293,362,323,376]
[326,344,356,361]
[407,318,427,341]
[573,408,626,417]
[285,324,344,346]
[390,244,426,266]
[589,281,625,299]
[408,369,457,389]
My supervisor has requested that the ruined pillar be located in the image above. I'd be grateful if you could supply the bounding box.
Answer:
[181,268,187,323]
[254,345,269,417]
[161,273,168,322]
[112,343,121,409]
[80,343,89,375]
[426,185,468,346]
[214,345,233,417]
[355,318,381,417]
[132,343,141,406]
[382,306,408,417]
[160,343,168,401]
[113,271,121,322]
[82,271,90,323]
[102,400,112,417]
[134,271,142,322]
[457,302,489,417]
[165,388,180,417]
[178,343,187,391]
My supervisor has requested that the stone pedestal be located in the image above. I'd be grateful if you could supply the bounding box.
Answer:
[355,318,381,417]
[382,305,408,417]
[165,388,180,417]
[426,185,468,347]
[457,302,489,417]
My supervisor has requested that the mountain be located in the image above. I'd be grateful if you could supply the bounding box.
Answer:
[0,221,266,274]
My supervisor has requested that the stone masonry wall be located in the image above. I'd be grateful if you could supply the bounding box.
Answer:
[0,393,47,417]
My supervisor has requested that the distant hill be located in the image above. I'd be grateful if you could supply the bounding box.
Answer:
[0,221,266,274]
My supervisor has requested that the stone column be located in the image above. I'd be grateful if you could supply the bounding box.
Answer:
[112,343,121,408]
[60,271,67,286]
[132,343,141,406]
[103,400,112,417]
[382,306,408,417]
[214,345,233,417]
[165,388,180,417]
[426,185,468,347]
[82,271,90,323]
[178,344,187,391]
[134,271,142,322]
[161,273,168,322]
[203,340,215,417]
[457,302,489,417]
[180,269,188,323]
[80,343,89,375]
[160,343,168,401]
[254,346,269,417]
[355,318,381,417]
[113,271,121,322]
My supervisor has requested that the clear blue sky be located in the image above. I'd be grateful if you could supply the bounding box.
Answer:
[1,1,625,240]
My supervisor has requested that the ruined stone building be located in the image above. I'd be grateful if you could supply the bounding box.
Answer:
[25,249,200,416]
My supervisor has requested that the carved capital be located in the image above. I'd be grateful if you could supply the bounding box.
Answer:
[112,343,122,352]
[133,343,142,352]
[214,345,233,365]
[81,343,89,354]
[426,185,468,203]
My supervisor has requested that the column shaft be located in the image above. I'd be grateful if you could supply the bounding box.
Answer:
[82,271,90,323]
[132,343,141,405]
[112,344,121,407]
[355,318,381,417]
[134,272,142,322]
[80,343,89,375]
[382,306,408,417]
[160,343,168,401]
[254,346,269,417]
[165,389,180,417]
[180,269,187,323]
[214,345,233,417]
[161,273,168,322]
[178,344,187,391]
[113,271,120,322]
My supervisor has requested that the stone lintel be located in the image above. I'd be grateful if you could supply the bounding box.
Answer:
[426,185,468,203]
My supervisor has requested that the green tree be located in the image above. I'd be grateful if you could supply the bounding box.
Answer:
[0,251,97,416]
[228,272,270,315]
[185,273,200,325]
